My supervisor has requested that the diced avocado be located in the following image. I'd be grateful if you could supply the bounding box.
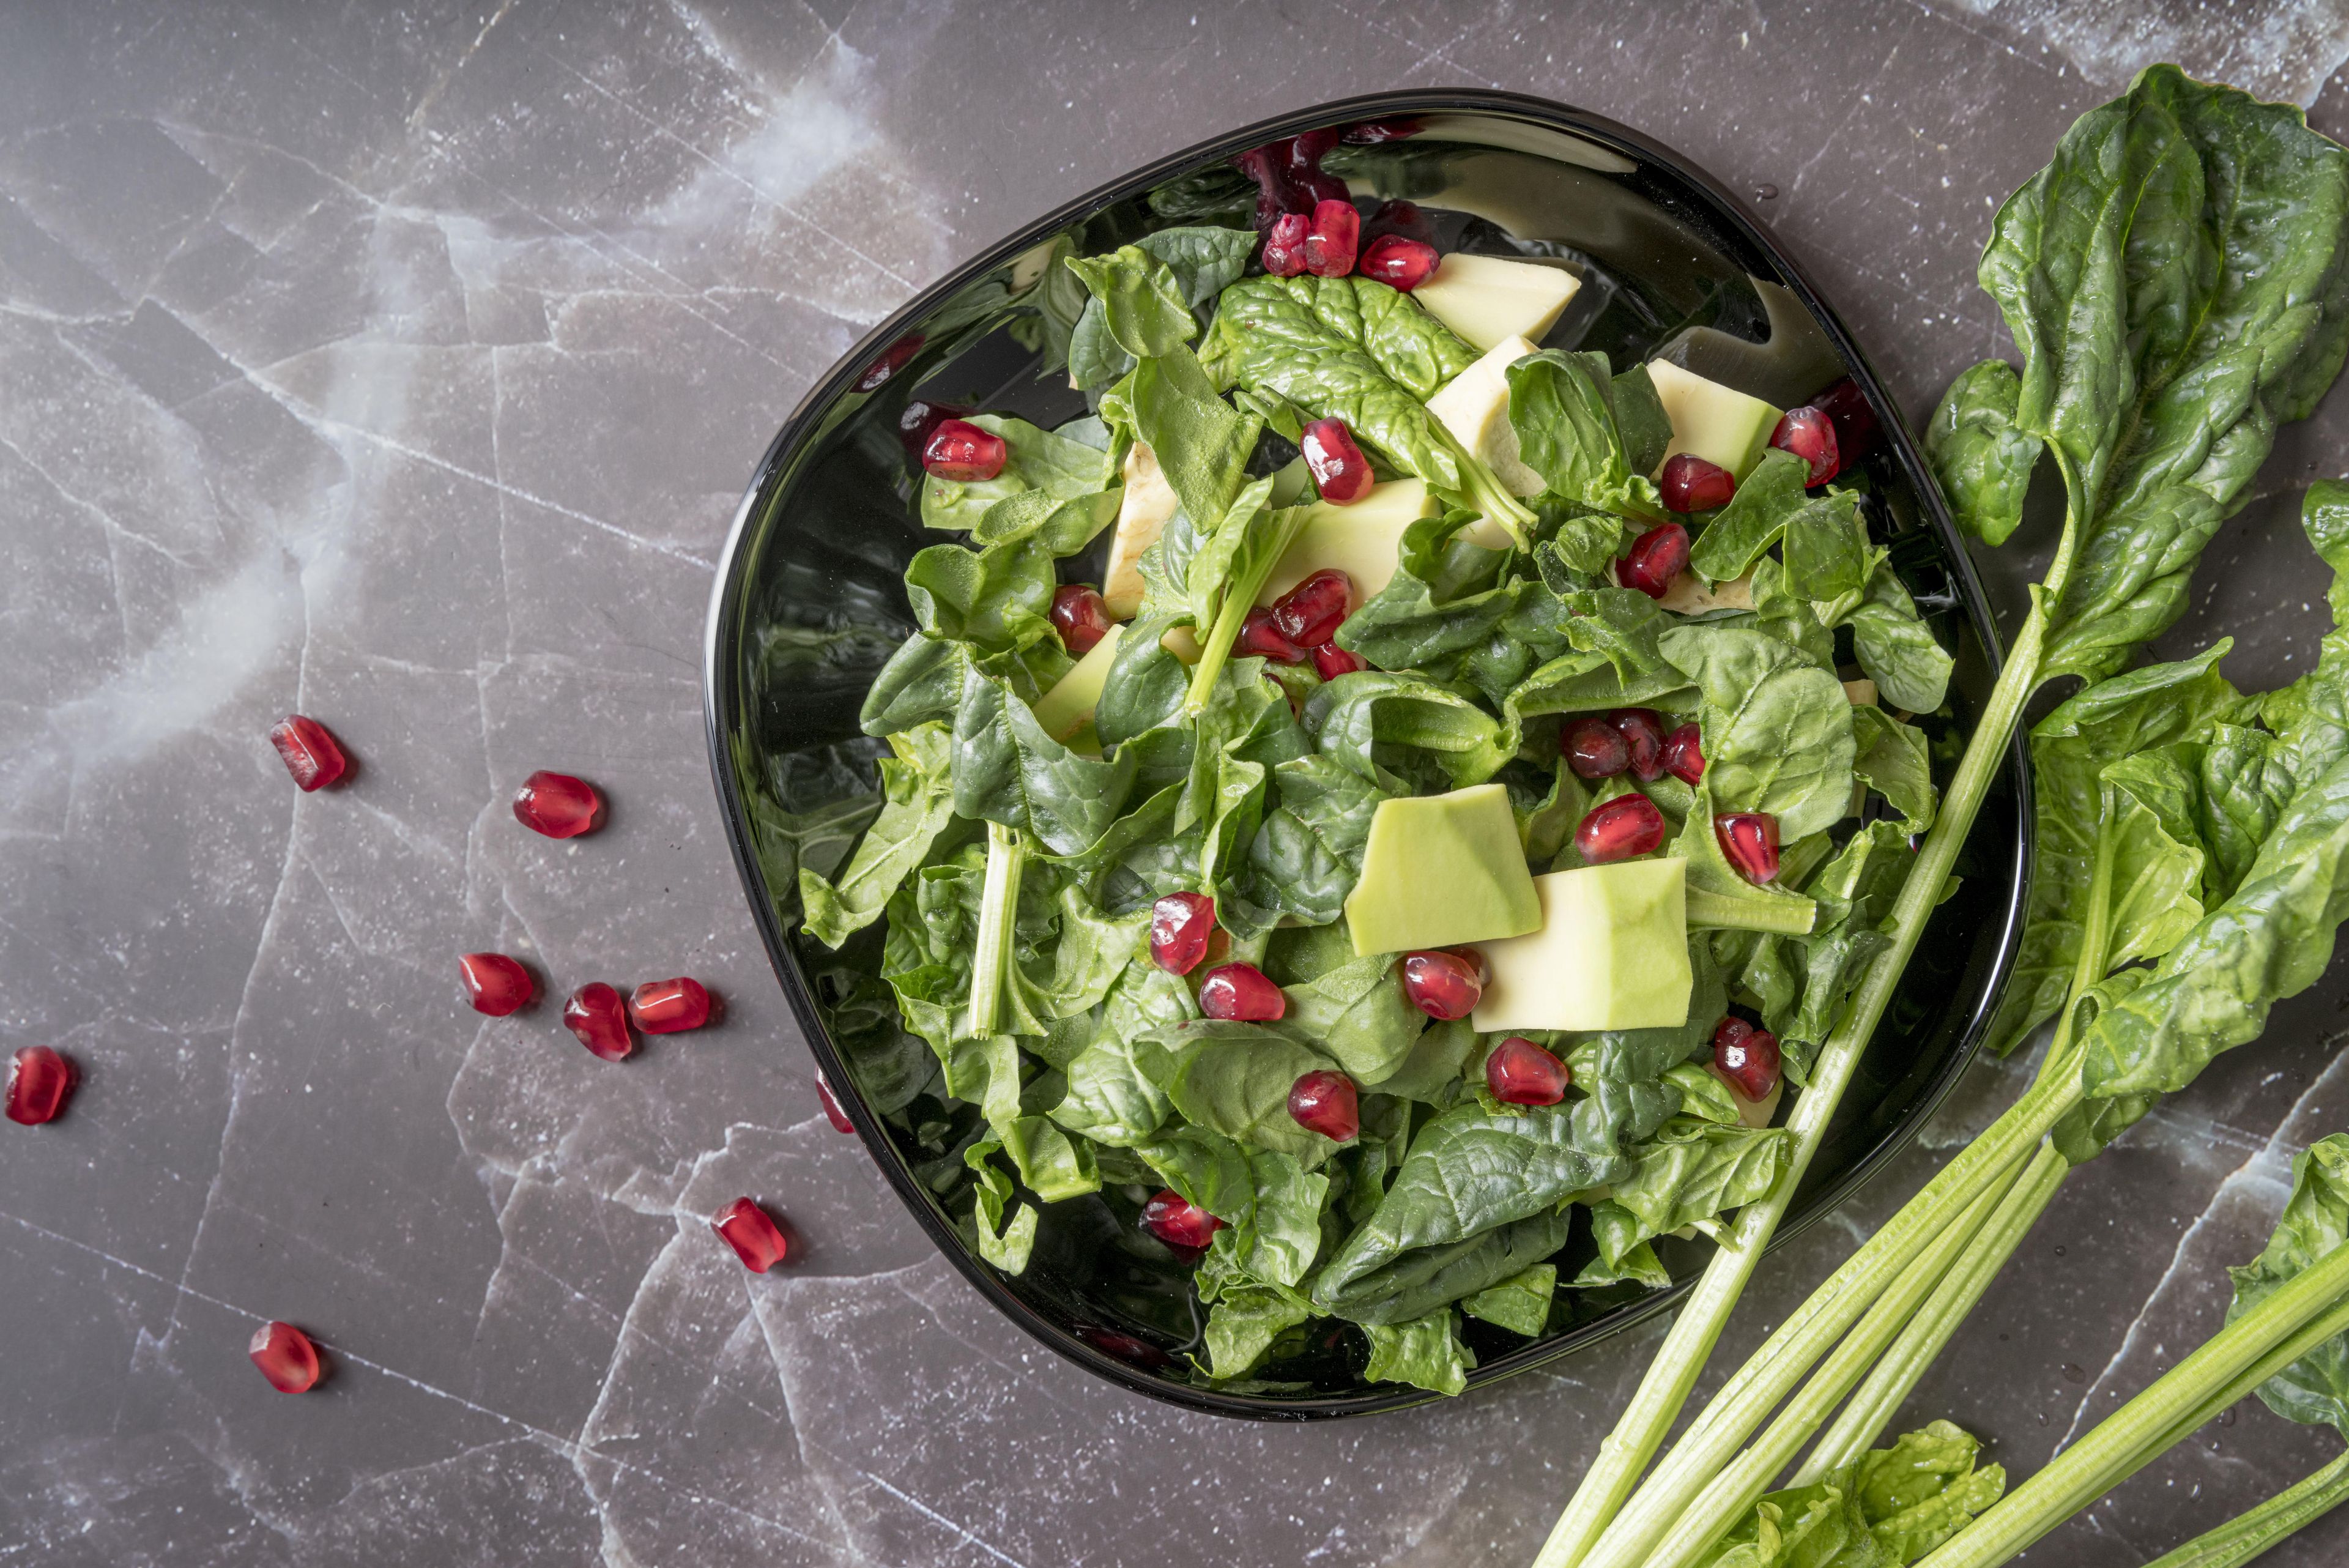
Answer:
[1160,623,1203,665]
[1343,784,1542,956]
[1469,860,1693,1032]
[1426,334,1546,499]
[1658,571,1754,615]
[1256,477,1439,606]
[1412,253,1583,352]
[1102,441,1178,617]
[1031,625,1126,740]
[1842,678,1879,707]
[1646,360,1783,480]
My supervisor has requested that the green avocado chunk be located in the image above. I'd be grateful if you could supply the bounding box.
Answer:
[1342,784,1542,956]
[1470,860,1693,1032]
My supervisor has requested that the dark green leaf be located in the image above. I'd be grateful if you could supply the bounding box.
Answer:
[1925,359,2042,546]
[2225,1132,2349,1438]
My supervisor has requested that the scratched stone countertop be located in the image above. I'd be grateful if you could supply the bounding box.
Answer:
[12,2,2349,1564]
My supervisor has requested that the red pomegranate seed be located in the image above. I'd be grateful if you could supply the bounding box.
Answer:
[1304,198,1360,277]
[629,977,712,1034]
[1713,1017,1782,1102]
[1401,950,1483,1020]
[1659,454,1737,513]
[1149,891,1216,975]
[1143,1189,1223,1250]
[853,332,924,393]
[1198,962,1285,1022]
[1050,584,1114,655]
[1312,642,1366,680]
[1239,606,1308,663]
[1299,418,1374,505]
[1663,723,1705,785]
[1813,377,1881,464]
[921,418,1008,483]
[458,953,535,1017]
[712,1197,789,1273]
[1771,406,1841,485]
[1288,1069,1360,1141]
[563,983,635,1061]
[1617,522,1691,599]
[248,1321,321,1393]
[1611,708,1666,782]
[1487,1036,1570,1106]
[1564,716,1630,779]
[815,1071,855,1134]
[1359,235,1441,291]
[1716,812,1781,883]
[513,771,604,838]
[269,716,347,792]
[1272,568,1355,645]
[1233,145,1295,231]
[5,1047,75,1126]
[1261,212,1310,277]
[1576,795,1667,863]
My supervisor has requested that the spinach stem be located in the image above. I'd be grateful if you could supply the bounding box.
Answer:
[1685,886,1818,935]
[966,822,1025,1039]
[1182,507,1313,717]
[2142,1449,2349,1568]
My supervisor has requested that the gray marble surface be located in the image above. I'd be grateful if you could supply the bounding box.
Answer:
[10,2,2349,1562]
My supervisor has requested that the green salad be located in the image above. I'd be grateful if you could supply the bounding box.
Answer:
[798,203,1958,1395]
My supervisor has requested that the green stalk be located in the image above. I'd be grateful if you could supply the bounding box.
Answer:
[1434,425,1536,548]
[2143,1451,2349,1568]
[966,822,1025,1038]
[1686,886,1819,935]
[1182,507,1313,716]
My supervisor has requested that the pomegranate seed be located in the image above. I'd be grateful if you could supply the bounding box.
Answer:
[458,953,535,1017]
[248,1321,321,1393]
[922,418,1008,483]
[815,1071,855,1133]
[1617,522,1691,599]
[1812,377,1881,464]
[1771,406,1841,485]
[713,1197,789,1273]
[853,333,924,393]
[513,771,604,838]
[629,977,712,1035]
[1564,716,1630,779]
[1233,146,1295,231]
[1611,708,1667,782]
[563,983,635,1061]
[1663,724,1705,785]
[1150,891,1217,975]
[1487,1036,1570,1106]
[1272,568,1355,645]
[1713,1017,1782,1102]
[1299,418,1374,505]
[1239,606,1308,663]
[1304,198,1360,277]
[1312,642,1366,680]
[1198,962,1285,1022]
[1716,812,1781,883]
[1359,235,1441,291]
[269,716,347,792]
[1288,1069,1360,1141]
[1401,950,1483,1020]
[5,1047,75,1126]
[896,398,970,458]
[1659,454,1737,513]
[1261,212,1310,277]
[1576,795,1667,863]
[1050,584,1114,655]
[1143,1188,1223,1250]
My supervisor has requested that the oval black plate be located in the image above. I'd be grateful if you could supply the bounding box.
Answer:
[702,89,2030,1419]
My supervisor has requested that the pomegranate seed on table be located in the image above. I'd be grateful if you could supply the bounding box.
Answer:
[1304,198,1360,277]
[1487,1036,1570,1106]
[1664,724,1705,785]
[1238,606,1308,663]
[1617,522,1691,599]
[1771,406,1841,485]
[921,418,1008,483]
[513,771,604,838]
[1198,962,1285,1022]
[458,953,535,1017]
[1149,892,1217,975]
[1812,377,1881,464]
[563,983,635,1061]
[1288,1070,1360,1142]
[815,1071,856,1134]
[1261,212,1309,277]
[269,716,347,792]
[1359,235,1440,291]
[1142,1189,1223,1250]
[1716,812,1782,883]
[713,1197,790,1273]
[1576,795,1668,863]
[1658,454,1737,513]
[5,1047,75,1126]
[1564,716,1630,779]
[1401,950,1483,1020]
[1611,708,1667,781]
[248,1321,322,1393]
[1050,584,1113,655]
[1713,1017,1783,1102]
[1312,642,1366,680]
[1271,568,1354,645]
[629,978,712,1034]
[1299,419,1374,504]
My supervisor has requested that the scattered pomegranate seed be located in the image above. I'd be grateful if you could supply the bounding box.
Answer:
[1716,812,1781,883]
[1304,198,1360,277]
[1487,1036,1570,1106]
[269,716,348,792]
[896,398,970,458]
[1812,377,1881,464]
[1050,584,1114,655]
[815,1071,855,1134]
[1664,724,1705,785]
[1312,642,1366,680]
[1261,212,1310,276]
[1198,962,1286,1022]
[248,1321,322,1393]
[1564,716,1630,779]
[5,1047,75,1126]
[712,1197,789,1273]
[1401,950,1483,1020]
[1299,418,1374,505]
[563,983,635,1061]
[1143,1188,1224,1250]
[1359,235,1441,291]
[1713,1017,1782,1102]
[1659,454,1737,513]
[1771,406,1841,485]
[1576,795,1667,863]
[1611,708,1667,782]
[1149,892,1217,975]
[1239,606,1308,663]
[458,953,535,1017]
[1288,1069,1360,1141]
[922,418,1008,483]
[853,333,924,393]
[513,771,604,839]
[1617,522,1692,599]
[629,978,712,1035]
[1272,568,1355,645]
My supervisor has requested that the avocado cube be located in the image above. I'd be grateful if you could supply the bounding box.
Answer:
[1343,784,1542,956]
[1469,860,1693,1032]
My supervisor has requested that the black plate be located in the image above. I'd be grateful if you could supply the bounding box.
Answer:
[702,89,2031,1419]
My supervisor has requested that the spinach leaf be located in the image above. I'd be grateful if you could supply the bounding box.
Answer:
[861,632,967,737]
[1279,951,1427,1084]
[1709,1421,2006,1567]
[2224,1132,2349,1437]
[951,663,1138,854]
[1675,788,1820,937]
[1660,624,1856,841]
[1066,244,1199,359]
[1195,1232,1320,1379]
[1016,883,1151,1020]
[1374,1017,1482,1106]
[1587,1119,1791,1276]
[1065,227,1258,390]
[965,1140,1037,1273]
[1846,564,1955,715]
[1155,1020,1346,1167]
[919,414,1119,533]
[1303,669,1512,793]
[1050,1027,1176,1148]
[1784,491,1878,611]
[1461,1263,1557,1337]
[2098,748,2209,967]
[903,537,1056,651]
[1779,821,1917,1071]
[1363,1309,1476,1396]
[1850,705,1938,832]
[1105,344,1261,538]
[1504,349,1666,521]
[1686,450,1813,584]
[1231,754,1387,926]
[800,722,959,948]
[1140,1127,1328,1288]
[1925,359,2041,546]
[1564,942,1727,1154]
